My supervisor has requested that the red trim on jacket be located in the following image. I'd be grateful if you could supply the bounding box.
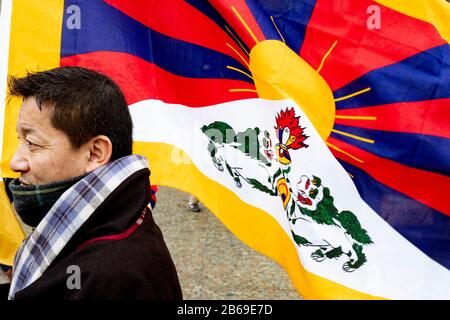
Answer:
[76,207,149,252]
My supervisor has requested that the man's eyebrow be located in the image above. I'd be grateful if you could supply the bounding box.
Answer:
[17,126,38,137]
[16,127,34,134]
[22,127,34,134]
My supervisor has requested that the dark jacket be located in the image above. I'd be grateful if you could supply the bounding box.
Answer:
[12,168,182,300]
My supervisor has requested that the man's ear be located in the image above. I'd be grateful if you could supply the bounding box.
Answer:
[85,135,113,173]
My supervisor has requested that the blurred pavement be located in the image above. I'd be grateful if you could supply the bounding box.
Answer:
[153,187,300,300]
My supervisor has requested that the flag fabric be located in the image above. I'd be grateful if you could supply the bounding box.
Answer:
[1,0,449,299]
[0,0,25,266]
[0,180,24,266]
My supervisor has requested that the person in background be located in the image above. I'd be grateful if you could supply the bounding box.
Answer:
[187,194,201,212]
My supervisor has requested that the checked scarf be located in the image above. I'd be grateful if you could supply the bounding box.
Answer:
[8,155,149,299]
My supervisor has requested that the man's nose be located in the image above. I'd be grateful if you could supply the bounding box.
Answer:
[9,144,29,173]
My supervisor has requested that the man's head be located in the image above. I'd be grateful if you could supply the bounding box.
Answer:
[8,66,133,186]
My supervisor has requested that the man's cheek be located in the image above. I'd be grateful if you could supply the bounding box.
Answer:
[33,157,57,182]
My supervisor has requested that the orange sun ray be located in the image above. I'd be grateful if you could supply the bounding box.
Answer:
[226,65,254,80]
[229,88,258,93]
[270,16,285,44]
[331,129,375,144]
[226,43,250,68]
[224,25,250,56]
[317,40,338,73]
[334,87,372,102]
[326,141,365,163]
[231,6,259,45]
[335,115,377,121]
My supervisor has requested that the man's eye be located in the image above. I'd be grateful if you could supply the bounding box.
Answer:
[26,140,37,147]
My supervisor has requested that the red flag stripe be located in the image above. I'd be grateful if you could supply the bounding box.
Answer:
[209,0,266,49]
[301,0,446,91]
[334,99,450,139]
[104,0,249,66]
[61,52,257,107]
[327,136,450,216]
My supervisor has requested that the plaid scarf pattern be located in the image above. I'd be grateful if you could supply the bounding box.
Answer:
[8,155,149,299]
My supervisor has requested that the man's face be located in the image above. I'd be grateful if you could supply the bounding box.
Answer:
[10,97,89,186]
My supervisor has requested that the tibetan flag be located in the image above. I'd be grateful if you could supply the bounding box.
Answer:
[1,0,449,299]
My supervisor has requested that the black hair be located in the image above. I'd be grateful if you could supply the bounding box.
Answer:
[8,66,133,161]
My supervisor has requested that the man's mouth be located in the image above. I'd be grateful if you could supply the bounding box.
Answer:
[19,179,31,186]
